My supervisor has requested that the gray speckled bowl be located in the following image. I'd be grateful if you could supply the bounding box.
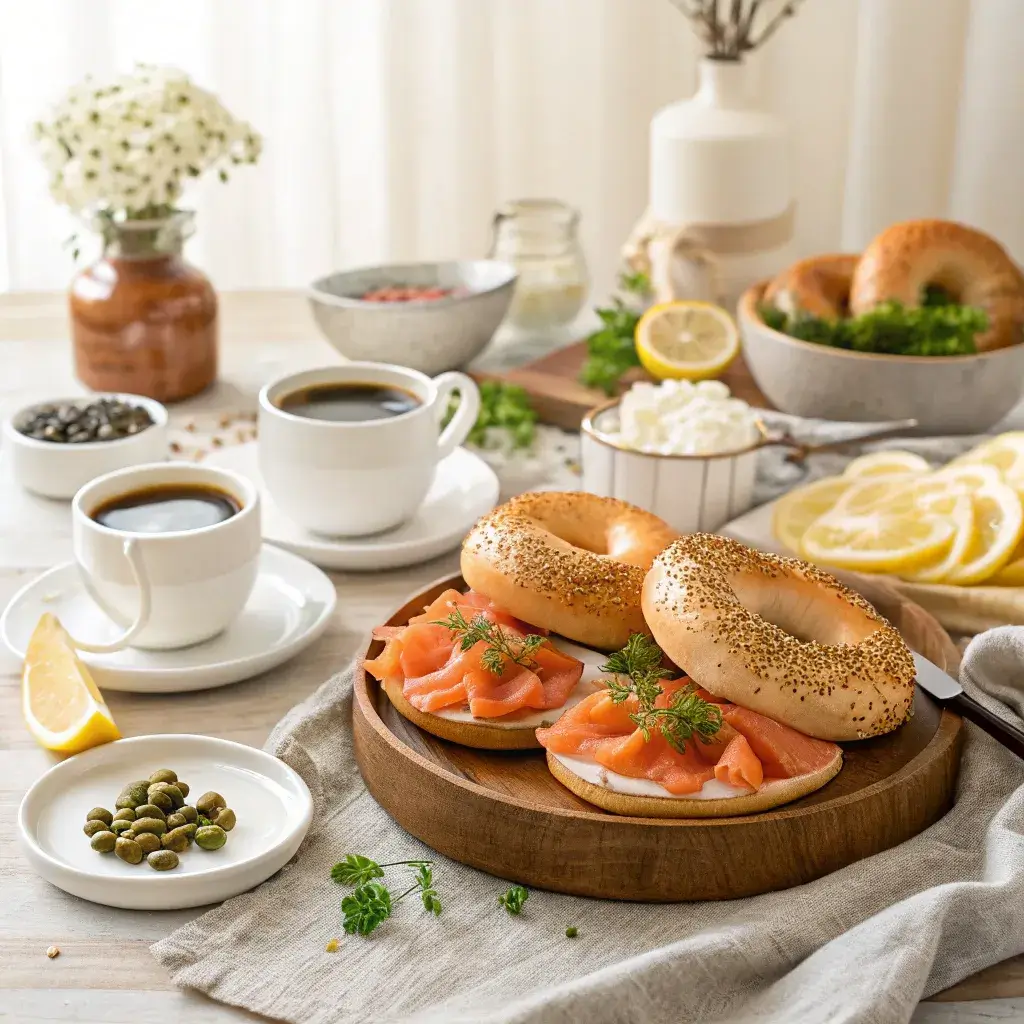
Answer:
[739,283,1024,434]
[308,260,517,375]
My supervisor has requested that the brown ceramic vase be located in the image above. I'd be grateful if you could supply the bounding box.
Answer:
[69,211,218,402]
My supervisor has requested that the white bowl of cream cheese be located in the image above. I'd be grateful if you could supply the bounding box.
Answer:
[580,380,763,534]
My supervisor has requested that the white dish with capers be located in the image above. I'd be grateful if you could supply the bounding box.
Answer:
[19,734,313,910]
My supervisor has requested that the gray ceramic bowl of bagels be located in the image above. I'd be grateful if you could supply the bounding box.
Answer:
[738,283,1024,435]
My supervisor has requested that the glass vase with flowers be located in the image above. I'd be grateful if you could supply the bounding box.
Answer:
[33,65,262,401]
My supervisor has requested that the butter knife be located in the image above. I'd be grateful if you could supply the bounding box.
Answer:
[913,652,1024,760]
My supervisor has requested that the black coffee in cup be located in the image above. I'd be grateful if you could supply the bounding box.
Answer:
[90,484,241,534]
[276,382,421,422]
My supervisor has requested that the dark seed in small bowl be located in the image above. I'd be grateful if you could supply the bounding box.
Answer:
[15,399,154,445]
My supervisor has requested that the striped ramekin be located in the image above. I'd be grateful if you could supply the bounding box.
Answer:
[580,397,763,534]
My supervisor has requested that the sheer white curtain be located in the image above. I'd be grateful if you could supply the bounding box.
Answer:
[0,0,1022,299]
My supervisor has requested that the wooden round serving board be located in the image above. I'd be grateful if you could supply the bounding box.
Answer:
[353,572,964,901]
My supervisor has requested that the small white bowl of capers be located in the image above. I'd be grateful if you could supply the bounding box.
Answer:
[3,393,169,500]
[18,734,313,910]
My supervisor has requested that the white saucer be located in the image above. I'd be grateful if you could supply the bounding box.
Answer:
[204,443,499,571]
[19,734,313,910]
[0,545,336,693]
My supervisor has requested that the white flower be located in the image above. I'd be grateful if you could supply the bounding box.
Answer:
[32,64,262,219]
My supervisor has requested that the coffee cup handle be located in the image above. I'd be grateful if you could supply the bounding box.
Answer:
[70,540,153,654]
[434,372,481,460]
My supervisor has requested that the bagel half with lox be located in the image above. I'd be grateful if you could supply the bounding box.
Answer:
[363,492,680,750]
[536,534,916,818]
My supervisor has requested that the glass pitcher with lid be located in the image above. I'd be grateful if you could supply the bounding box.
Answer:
[489,198,589,331]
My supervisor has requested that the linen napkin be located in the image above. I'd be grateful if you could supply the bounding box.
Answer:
[152,627,1024,1024]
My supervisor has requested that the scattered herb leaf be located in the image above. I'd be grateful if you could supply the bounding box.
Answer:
[602,633,722,753]
[331,854,385,886]
[331,855,441,937]
[498,884,529,916]
[434,606,546,675]
[565,926,579,938]
[415,863,442,915]
[341,881,393,936]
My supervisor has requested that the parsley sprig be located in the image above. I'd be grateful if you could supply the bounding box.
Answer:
[331,855,441,937]
[433,606,546,675]
[579,271,650,395]
[601,633,722,754]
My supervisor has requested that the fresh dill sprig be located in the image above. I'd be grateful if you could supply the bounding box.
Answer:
[601,632,722,753]
[433,606,546,675]
[331,855,440,936]
[498,884,529,916]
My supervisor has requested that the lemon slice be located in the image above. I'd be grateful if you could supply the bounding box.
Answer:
[951,433,1024,482]
[801,512,954,572]
[832,477,919,517]
[943,481,1024,585]
[899,493,975,583]
[22,613,120,755]
[771,475,853,555]
[989,536,1024,585]
[931,463,1004,491]
[635,301,739,381]
[842,450,932,479]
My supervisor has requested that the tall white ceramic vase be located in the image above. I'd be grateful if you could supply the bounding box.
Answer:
[645,59,795,310]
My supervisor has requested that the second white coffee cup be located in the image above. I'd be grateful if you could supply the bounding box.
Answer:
[258,362,481,537]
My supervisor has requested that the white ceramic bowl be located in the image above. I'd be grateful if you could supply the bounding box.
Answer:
[3,394,169,499]
[19,733,313,910]
[581,398,761,534]
[308,260,517,375]
[739,284,1024,434]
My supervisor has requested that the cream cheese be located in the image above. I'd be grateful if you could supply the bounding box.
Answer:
[551,753,750,800]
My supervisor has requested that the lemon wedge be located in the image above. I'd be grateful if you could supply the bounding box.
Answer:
[634,301,739,381]
[22,613,120,755]
[942,480,1024,585]
[842,450,932,479]
[771,475,853,555]
[800,512,954,573]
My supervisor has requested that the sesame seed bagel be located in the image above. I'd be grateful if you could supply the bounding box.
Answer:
[763,253,859,320]
[850,219,1024,351]
[461,491,679,651]
[545,749,843,818]
[641,535,915,741]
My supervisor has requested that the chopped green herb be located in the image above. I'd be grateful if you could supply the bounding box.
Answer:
[565,925,579,938]
[498,884,529,915]
[444,380,537,450]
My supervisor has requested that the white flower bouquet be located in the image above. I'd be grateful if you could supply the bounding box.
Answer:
[33,64,261,227]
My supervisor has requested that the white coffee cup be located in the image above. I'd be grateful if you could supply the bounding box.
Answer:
[71,462,262,651]
[257,362,481,537]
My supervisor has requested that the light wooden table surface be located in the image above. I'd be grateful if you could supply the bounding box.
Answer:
[1,291,1021,1024]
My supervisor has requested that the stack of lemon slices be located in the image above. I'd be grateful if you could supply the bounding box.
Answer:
[772,433,1024,585]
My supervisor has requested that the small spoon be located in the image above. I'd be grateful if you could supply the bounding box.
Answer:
[758,418,921,465]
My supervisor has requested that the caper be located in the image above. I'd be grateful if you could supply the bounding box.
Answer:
[83,819,109,838]
[115,837,144,864]
[147,850,179,871]
[132,817,167,836]
[90,830,117,853]
[165,812,186,830]
[145,789,173,812]
[110,819,135,835]
[209,807,236,832]
[84,806,112,826]
[176,781,190,798]
[134,803,166,822]
[115,781,150,809]
[178,805,198,824]
[148,768,178,785]
[162,826,192,853]
[194,824,227,851]
[148,782,184,809]
[134,832,161,855]
[196,791,226,816]
[111,808,136,823]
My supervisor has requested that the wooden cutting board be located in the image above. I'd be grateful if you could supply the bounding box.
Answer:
[470,341,768,431]
[353,572,963,902]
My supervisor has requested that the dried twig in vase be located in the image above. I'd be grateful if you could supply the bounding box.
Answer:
[667,0,806,60]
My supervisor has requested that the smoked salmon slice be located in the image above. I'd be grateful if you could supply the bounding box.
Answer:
[364,590,583,719]
[537,681,841,796]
